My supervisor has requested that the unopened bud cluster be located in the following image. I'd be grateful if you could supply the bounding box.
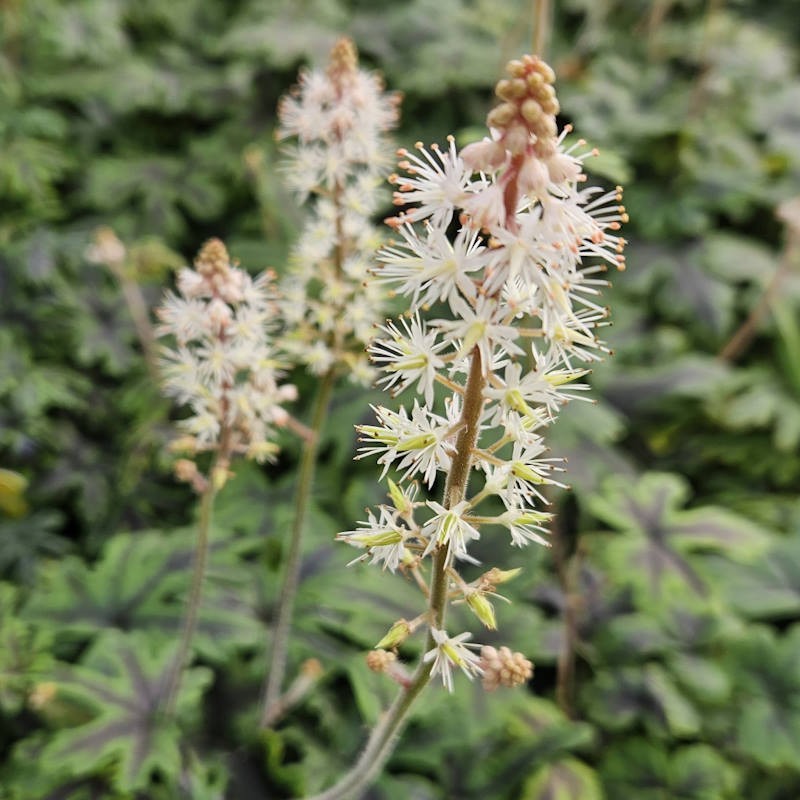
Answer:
[156,238,296,466]
[277,38,401,383]
[479,645,533,691]
[488,56,558,156]
[340,55,626,692]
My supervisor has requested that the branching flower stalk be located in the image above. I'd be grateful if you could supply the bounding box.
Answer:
[155,238,295,716]
[261,38,400,726]
[309,54,627,799]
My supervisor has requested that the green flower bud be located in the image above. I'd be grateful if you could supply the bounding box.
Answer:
[376,619,412,650]
[388,478,412,514]
[483,567,522,586]
[467,592,497,629]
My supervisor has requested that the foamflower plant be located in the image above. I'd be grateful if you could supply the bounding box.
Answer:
[260,38,400,727]
[309,53,627,799]
[155,238,295,716]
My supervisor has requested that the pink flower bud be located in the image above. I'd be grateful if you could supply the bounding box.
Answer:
[461,139,507,172]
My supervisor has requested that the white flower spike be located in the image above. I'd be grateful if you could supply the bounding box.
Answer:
[342,55,625,699]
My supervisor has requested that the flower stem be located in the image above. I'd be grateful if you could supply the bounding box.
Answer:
[550,498,578,718]
[163,473,218,717]
[718,231,798,362]
[109,262,160,382]
[532,0,551,58]
[261,367,337,727]
[302,349,485,800]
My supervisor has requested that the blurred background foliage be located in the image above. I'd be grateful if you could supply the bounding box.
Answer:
[2,0,800,797]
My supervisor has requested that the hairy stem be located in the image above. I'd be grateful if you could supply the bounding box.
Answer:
[163,471,218,716]
[261,368,337,727]
[302,348,486,800]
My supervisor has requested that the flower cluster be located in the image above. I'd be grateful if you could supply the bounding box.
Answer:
[340,55,626,690]
[277,37,401,383]
[156,238,296,470]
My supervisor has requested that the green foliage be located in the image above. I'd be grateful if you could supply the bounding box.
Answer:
[3,0,800,797]
[723,625,800,770]
[42,631,212,793]
[586,472,768,603]
[521,758,604,800]
[600,740,740,800]
[22,528,265,660]
[0,583,53,715]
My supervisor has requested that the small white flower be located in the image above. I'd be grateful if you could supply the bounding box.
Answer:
[302,341,336,375]
[484,356,589,428]
[369,313,447,406]
[495,508,551,548]
[357,402,455,487]
[338,507,410,572]
[377,222,488,312]
[421,500,481,563]
[423,628,483,692]
[389,137,477,227]
[432,295,523,370]
[504,437,565,504]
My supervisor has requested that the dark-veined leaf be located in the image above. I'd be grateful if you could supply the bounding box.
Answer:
[521,758,603,800]
[584,662,701,738]
[42,631,212,793]
[586,472,768,604]
[603,356,730,413]
[23,529,264,660]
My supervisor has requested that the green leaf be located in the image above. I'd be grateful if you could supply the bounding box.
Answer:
[724,624,800,769]
[43,630,212,792]
[773,298,800,398]
[0,733,115,800]
[522,758,604,800]
[295,545,424,664]
[702,233,777,284]
[83,155,216,237]
[591,613,673,662]
[0,511,67,584]
[0,583,54,714]
[216,0,350,64]
[670,745,741,799]
[584,663,701,738]
[700,534,800,620]
[587,472,768,603]
[23,529,264,659]
[0,132,73,219]
[666,652,732,706]
[547,398,633,494]
[709,366,800,452]
[658,257,736,336]
[600,740,740,799]
[57,270,139,375]
[393,693,596,799]
[603,357,730,413]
